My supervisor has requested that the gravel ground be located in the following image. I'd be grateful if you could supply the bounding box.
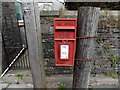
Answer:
[0,70,119,89]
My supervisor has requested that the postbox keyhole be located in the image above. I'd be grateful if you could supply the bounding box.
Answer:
[63,40,67,43]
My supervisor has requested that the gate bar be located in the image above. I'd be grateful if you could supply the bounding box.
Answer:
[0,45,26,78]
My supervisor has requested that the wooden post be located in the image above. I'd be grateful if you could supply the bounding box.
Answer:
[0,1,2,72]
[118,9,120,89]
[23,1,46,88]
[73,7,100,88]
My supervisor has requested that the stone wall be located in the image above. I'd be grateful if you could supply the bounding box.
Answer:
[93,28,119,74]
[2,2,23,71]
[43,29,119,75]
[41,11,120,75]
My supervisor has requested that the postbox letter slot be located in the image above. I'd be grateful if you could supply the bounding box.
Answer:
[56,29,75,31]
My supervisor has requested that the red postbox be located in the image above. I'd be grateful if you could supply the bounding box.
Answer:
[54,18,77,66]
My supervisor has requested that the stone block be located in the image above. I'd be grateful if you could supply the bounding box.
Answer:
[103,40,118,45]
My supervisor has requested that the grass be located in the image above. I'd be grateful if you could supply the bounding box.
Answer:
[7,81,20,85]
[57,83,68,89]
[105,71,118,78]
[16,74,24,79]
[16,74,30,79]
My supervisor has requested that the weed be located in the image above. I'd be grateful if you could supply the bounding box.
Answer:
[59,8,67,18]
[97,51,104,55]
[46,71,52,77]
[96,36,103,42]
[25,74,30,77]
[8,74,12,77]
[105,71,118,78]
[89,88,93,90]
[16,74,24,79]
[15,82,20,85]
[103,8,109,17]
[103,45,110,51]
[57,83,68,89]
[109,56,119,65]
[7,82,12,85]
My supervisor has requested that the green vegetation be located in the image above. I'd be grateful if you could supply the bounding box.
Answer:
[96,36,103,42]
[103,45,110,51]
[16,74,24,79]
[59,8,67,18]
[25,74,30,77]
[7,81,20,85]
[8,74,12,77]
[16,74,30,79]
[0,70,2,76]
[105,71,118,78]
[109,56,119,65]
[7,82,12,85]
[0,78,3,80]
[97,51,103,56]
[46,71,53,76]
[15,82,20,85]
[89,88,93,90]
[57,83,68,89]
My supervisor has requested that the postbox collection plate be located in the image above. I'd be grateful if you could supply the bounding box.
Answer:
[60,45,69,59]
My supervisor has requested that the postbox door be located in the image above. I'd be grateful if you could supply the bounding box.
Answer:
[54,18,77,66]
